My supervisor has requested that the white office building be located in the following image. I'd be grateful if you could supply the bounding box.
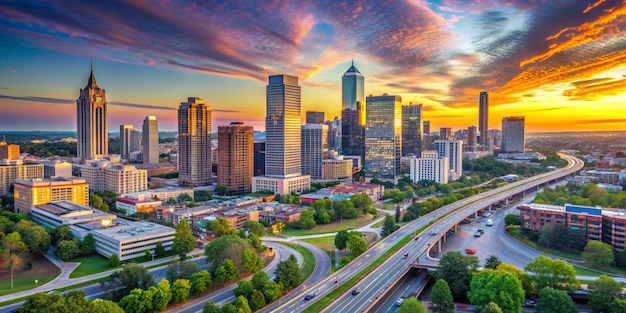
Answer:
[409,151,449,184]
[433,139,463,180]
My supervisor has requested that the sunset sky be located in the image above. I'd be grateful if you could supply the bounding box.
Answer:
[0,0,625,133]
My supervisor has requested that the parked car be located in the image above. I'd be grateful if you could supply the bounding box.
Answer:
[465,248,476,254]
[352,287,362,295]
[478,228,484,234]
[395,298,404,306]
[522,300,536,307]
[304,293,315,300]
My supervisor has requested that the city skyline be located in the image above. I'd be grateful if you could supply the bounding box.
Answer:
[1,1,626,132]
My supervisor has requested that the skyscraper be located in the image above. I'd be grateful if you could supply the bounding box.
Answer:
[365,95,402,181]
[479,91,488,145]
[253,141,266,177]
[402,103,423,157]
[120,124,135,160]
[77,64,108,160]
[342,61,365,110]
[252,75,310,194]
[178,97,212,187]
[306,111,325,124]
[440,127,452,140]
[501,116,525,153]
[142,116,159,164]
[467,126,477,148]
[218,122,253,195]
[301,124,328,180]
[433,139,463,180]
[423,121,431,135]
[325,116,342,152]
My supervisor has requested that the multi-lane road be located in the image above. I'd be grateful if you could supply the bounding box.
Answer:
[268,154,583,313]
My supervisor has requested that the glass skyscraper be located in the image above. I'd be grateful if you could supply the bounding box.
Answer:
[479,91,489,145]
[342,61,365,110]
[341,62,365,160]
[402,103,423,157]
[365,95,402,180]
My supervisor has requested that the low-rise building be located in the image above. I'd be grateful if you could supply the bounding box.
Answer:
[409,150,449,185]
[80,160,148,194]
[258,203,303,224]
[116,197,162,215]
[121,187,194,204]
[13,177,89,215]
[321,158,352,181]
[37,160,73,178]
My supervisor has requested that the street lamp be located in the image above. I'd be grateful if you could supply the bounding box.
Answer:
[35,279,38,287]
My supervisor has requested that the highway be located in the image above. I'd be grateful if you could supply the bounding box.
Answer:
[268,154,582,313]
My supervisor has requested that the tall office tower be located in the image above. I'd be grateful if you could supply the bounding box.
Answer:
[77,64,108,160]
[253,141,266,176]
[325,116,342,151]
[488,129,502,147]
[142,116,159,164]
[301,124,328,180]
[423,120,431,135]
[467,126,477,148]
[252,75,310,194]
[479,91,488,145]
[402,103,423,157]
[501,116,525,153]
[178,97,212,187]
[218,122,253,195]
[342,102,365,161]
[120,124,136,160]
[306,111,325,124]
[439,127,452,140]
[409,150,449,184]
[342,61,365,110]
[433,139,463,179]
[0,141,19,160]
[365,95,402,180]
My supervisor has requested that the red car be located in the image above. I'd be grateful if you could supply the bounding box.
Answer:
[465,248,476,254]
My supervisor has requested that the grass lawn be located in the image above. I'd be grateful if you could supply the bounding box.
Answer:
[69,254,121,278]
[300,236,338,273]
[281,214,373,236]
[506,226,582,261]
[0,257,60,296]
[573,266,605,277]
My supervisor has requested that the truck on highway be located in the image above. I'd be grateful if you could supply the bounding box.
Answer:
[486,219,494,226]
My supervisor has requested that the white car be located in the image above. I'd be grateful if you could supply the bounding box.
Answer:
[395,298,404,306]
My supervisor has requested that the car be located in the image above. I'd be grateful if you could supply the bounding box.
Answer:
[395,298,404,306]
[414,236,420,241]
[431,231,438,236]
[465,248,476,254]
[474,231,482,237]
[304,293,315,300]
[522,300,536,307]
[478,228,484,234]
[403,253,409,259]
[352,287,362,295]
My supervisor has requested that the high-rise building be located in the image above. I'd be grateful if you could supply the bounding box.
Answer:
[0,141,20,160]
[402,103,423,157]
[218,122,253,195]
[252,75,310,194]
[13,178,89,215]
[120,124,140,160]
[301,124,328,180]
[325,116,342,151]
[433,139,463,180]
[488,129,502,147]
[479,91,488,145]
[501,116,525,153]
[409,150,449,184]
[467,126,477,148]
[0,161,44,195]
[365,95,402,180]
[142,116,159,164]
[79,160,147,194]
[253,141,266,177]
[342,102,365,161]
[423,120,431,135]
[178,97,212,187]
[342,61,365,110]
[440,127,452,140]
[306,111,325,124]
[77,64,108,160]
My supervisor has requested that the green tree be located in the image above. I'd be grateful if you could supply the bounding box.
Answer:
[90,193,110,212]
[334,199,357,219]
[242,220,266,237]
[242,249,264,273]
[56,239,80,261]
[299,209,317,229]
[3,232,28,289]
[248,289,266,311]
[215,185,230,196]
[484,255,501,270]
[109,254,121,267]
[153,279,172,311]
[190,270,212,295]
[155,242,165,256]
[497,263,535,297]
[234,280,255,298]
[582,240,614,268]
[62,291,95,313]
[54,224,73,243]
[173,219,196,261]
[81,233,96,254]
[274,254,302,289]
[397,298,427,313]
[536,287,577,313]
[118,288,147,313]
[14,292,61,313]
[588,275,625,313]
[251,271,270,290]
[171,279,191,304]
[210,218,239,237]
[615,248,626,268]
[247,233,264,250]
[93,299,124,313]
[504,214,520,226]
[14,220,50,256]
[435,251,480,300]
[214,259,240,285]
[481,302,503,313]
[204,235,249,272]
[346,232,368,257]
[524,255,579,291]
[350,193,373,214]
[610,298,626,312]
[262,281,283,303]
[430,279,455,313]
[468,269,524,313]
[221,303,237,313]
[234,295,252,313]
[381,215,397,237]
[203,301,221,313]
[335,230,350,250]
[101,264,154,301]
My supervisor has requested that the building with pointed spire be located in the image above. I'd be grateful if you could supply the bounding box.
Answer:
[342,61,365,110]
[77,62,108,160]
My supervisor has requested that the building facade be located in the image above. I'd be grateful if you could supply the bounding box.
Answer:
[433,139,463,179]
[364,95,402,181]
[0,162,44,195]
[301,124,328,180]
[38,160,72,178]
[409,150,449,184]
[402,103,423,157]
[80,160,147,194]
[77,66,108,160]
[342,61,365,111]
[218,122,254,195]
[342,103,365,161]
[478,91,488,145]
[306,111,325,124]
[467,126,477,148]
[0,141,20,160]
[325,116,342,152]
[254,141,266,177]
[502,116,525,153]
[439,127,452,140]
[178,97,212,186]
[321,158,352,181]
[13,178,89,215]
[142,116,159,164]
[120,124,140,160]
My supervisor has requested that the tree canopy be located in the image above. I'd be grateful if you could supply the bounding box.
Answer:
[435,251,480,300]
[588,275,625,313]
[524,255,578,291]
[535,287,577,313]
[430,279,455,313]
[173,219,196,261]
[397,298,427,313]
[582,240,614,268]
[468,269,524,313]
